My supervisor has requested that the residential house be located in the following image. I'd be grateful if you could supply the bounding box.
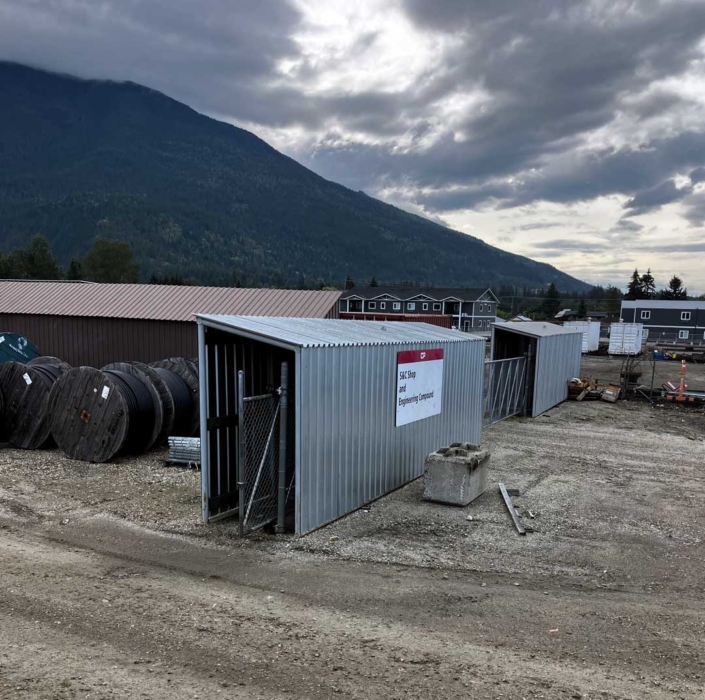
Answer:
[339,287,499,332]
[620,299,705,344]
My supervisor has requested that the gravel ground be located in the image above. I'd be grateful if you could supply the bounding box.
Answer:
[1,366,704,699]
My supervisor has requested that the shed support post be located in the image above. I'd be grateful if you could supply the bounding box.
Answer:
[522,343,533,417]
[276,361,289,533]
[198,322,209,523]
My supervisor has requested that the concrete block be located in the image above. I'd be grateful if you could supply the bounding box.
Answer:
[422,444,490,506]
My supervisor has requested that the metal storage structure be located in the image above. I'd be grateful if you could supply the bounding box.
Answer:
[490,322,582,417]
[608,323,643,355]
[564,321,601,353]
[197,315,485,535]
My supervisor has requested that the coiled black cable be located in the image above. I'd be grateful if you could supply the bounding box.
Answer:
[153,368,194,436]
[103,370,156,453]
[30,363,64,389]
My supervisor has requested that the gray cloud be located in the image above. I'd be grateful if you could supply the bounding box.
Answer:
[531,239,608,253]
[516,222,563,231]
[1,0,705,234]
[690,167,705,184]
[623,179,693,217]
[680,191,705,227]
[610,219,644,233]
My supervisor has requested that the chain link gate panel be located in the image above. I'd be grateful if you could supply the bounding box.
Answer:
[483,356,527,427]
[237,361,292,537]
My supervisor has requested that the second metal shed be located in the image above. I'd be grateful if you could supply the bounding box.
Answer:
[490,321,582,417]
[197,316,485,535]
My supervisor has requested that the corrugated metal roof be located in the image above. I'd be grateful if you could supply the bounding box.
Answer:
[0,281,342,322]
[493,321,582,338]
[198,314,485,348]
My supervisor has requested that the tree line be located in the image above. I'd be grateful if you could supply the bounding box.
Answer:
[0,235,140,283]
[625,269,690,300]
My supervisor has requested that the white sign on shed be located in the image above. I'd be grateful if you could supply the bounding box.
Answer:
[396,348,444,426]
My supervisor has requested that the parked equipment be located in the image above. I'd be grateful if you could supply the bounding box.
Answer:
[0,333,40,363]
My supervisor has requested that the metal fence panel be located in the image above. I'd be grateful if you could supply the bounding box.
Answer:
[239,385,281,536]
[296,339,485,534]
[483,357,526,426]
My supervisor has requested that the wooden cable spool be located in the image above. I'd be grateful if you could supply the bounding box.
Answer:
[102,362,165,451]
[0,360,68,449]
[49,366,157,463]
[150,359,199,436]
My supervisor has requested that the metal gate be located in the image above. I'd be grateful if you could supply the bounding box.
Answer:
[237,362,291,536]
[483,356,527,426]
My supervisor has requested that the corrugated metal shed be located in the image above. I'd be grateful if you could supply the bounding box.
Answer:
[0,281,342,321]
[197,316,485,535]
[490,321,582,417]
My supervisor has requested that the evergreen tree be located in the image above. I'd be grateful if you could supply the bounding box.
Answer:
[541,283,561,317]
[625,269,645,300]
[82,238,139,283]
[640,268,656,299]
[344,275,355,290]
[605,286,623,316]
[18,235,62,280]
[660,275,687,300]
[577,298,587,317]
[66,258,84,280]
[369,276,379,287]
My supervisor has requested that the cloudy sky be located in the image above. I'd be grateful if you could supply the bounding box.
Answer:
[2,0,705,293]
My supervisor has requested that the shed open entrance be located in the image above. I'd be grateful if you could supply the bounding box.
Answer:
[489,327,536,416]
[200,324,296,534]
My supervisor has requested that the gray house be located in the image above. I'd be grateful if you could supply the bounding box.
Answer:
[620,300,705,344]
[339,287,499,332]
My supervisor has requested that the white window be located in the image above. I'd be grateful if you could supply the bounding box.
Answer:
[407,302,416,311]
[681,311,691,321]
[642,329,649,339]
[679,330,690,339]
[422,303,428,311]
[640,310,651,320]
[433,303,441,311]
[479,304,484,312]
[368,301,376,310]
[380,302,386,310]
[393,302,401,310]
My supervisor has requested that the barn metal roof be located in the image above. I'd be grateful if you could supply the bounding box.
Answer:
[198,314,484,348]
[0,281,342,322]
[492,321,582,338]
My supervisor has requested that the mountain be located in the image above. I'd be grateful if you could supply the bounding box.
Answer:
[0,62,590,291]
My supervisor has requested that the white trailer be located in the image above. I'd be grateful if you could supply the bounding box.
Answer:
[609,322,643,355]
[564,321,601,353]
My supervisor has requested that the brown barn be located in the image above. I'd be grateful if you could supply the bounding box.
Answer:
[0,281,341,367]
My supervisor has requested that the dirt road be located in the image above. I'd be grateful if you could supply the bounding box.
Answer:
[1,509,704,699]
[1,392,704,699]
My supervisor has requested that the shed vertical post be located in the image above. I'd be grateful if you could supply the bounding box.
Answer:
[198,321,210,522]
[276,361,289,533]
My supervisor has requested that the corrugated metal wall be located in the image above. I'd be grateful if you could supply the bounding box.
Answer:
[532,332,582,417]
[296,339,485,534]
[0,314,196,366]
